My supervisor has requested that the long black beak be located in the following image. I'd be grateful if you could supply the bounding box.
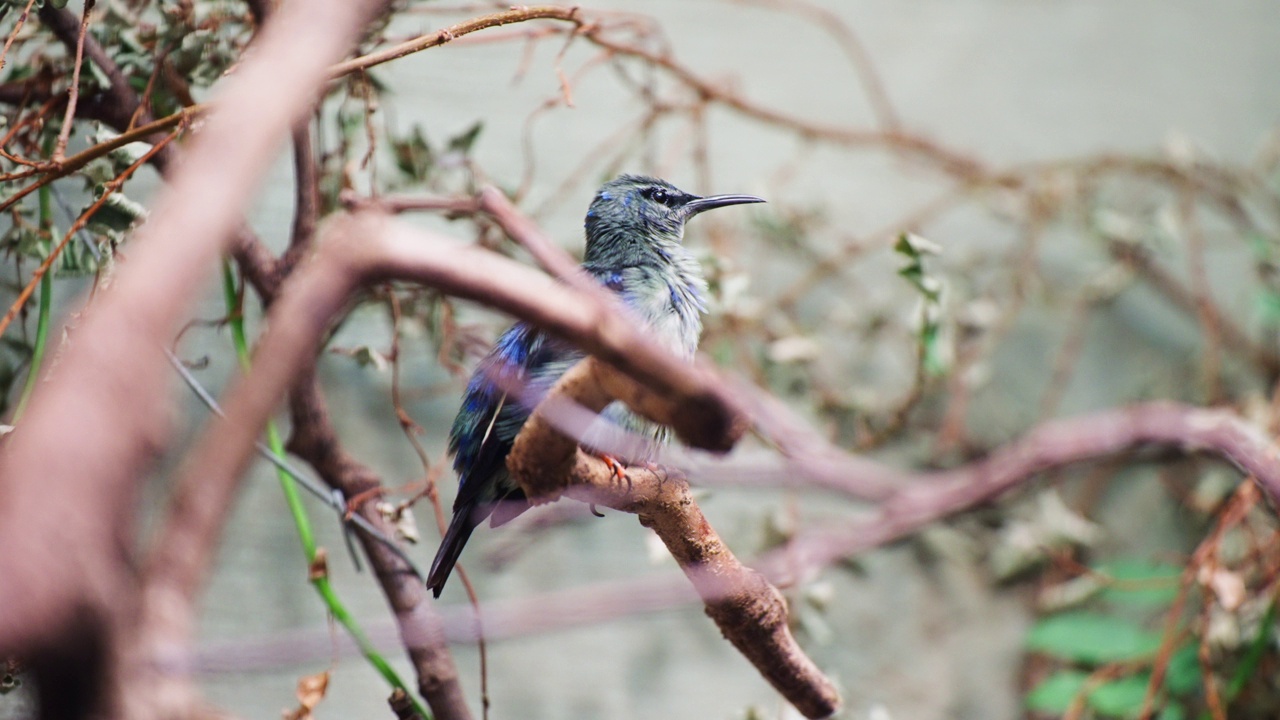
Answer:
[684,193,765,217]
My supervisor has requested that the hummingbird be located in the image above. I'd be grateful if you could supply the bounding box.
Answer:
[425,175,763,597]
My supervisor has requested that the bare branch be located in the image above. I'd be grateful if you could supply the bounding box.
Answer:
[329,5,583,78]
[282,122,321,271]
[767,402,1280,584]
[52,0,94,161]
[0,0,391,716]
[506,358,842,718]
[0,0,39,74]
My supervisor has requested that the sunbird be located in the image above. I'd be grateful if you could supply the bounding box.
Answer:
[426,175,763,597]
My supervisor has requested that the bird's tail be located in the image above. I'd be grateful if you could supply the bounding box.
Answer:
[426,505,480,598]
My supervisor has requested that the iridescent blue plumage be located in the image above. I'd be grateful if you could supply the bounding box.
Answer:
[426,175,763,597]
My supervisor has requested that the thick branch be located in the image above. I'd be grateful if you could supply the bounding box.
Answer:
[505,360,841,718]
[0,1,389,719]
[183,208,752,550]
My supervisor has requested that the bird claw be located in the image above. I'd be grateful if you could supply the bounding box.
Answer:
[600,453,628,482]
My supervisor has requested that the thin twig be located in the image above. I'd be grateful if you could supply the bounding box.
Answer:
[0,0,39,74]
[52,0,96,162]
[328,5,582,78]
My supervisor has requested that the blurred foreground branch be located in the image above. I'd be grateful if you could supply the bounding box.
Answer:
[0,0,397,716]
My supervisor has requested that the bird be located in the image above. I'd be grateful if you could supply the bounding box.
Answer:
[425,174,764,597]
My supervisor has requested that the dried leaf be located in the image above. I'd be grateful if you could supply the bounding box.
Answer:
[377,501,419,544]
[282,670,330,720]
[308,547,328,582]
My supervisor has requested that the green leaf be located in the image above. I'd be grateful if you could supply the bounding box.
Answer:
[1258,290,1280,326]
[921,322,946,376]
[1026,670,1157,719]
[892,232,948,376]
[447,120,483,155]
[85,192,147,232]
[1027,612,1162,664]
[1096,559,1181,606]
[392,124,434,182]
[1089,674,1151,717]
[1157,703,1187,720]
[1026,670,1088,713]
[1164,644,1201,695]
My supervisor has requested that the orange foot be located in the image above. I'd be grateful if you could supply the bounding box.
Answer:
[600,453,628,482]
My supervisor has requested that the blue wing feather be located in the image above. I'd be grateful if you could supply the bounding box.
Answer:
[447,323,583,512]
[428,323,581,595]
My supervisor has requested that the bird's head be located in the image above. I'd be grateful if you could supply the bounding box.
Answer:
[584,175,763,256]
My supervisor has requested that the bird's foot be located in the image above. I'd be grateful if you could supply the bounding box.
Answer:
[600,453,628,482]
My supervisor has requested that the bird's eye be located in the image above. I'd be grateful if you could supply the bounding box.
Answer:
[644,186,669,205]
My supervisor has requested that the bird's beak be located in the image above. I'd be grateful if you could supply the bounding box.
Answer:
[683,193,765,217]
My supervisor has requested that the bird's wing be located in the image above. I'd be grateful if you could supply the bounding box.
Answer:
[448,322,581,512]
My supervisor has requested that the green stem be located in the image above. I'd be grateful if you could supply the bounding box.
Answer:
[220,261,429,718]
[13,146,57,422]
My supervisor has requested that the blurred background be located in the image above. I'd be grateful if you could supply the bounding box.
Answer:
[3,1,1280,718]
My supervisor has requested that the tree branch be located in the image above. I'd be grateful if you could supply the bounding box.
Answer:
[765,402,1280,584]
[0,0,392,717]
[506,359,842,718]
[328,5,582,79]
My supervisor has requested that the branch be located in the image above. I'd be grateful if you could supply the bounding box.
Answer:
[51,0,93,162]
[576,28,984,179]
[282,122,320,272]
[766,402,1280,583]
[0,0,391,718]
[506,359,841,718]
[182,206,750,531]
[328,5,582,78]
